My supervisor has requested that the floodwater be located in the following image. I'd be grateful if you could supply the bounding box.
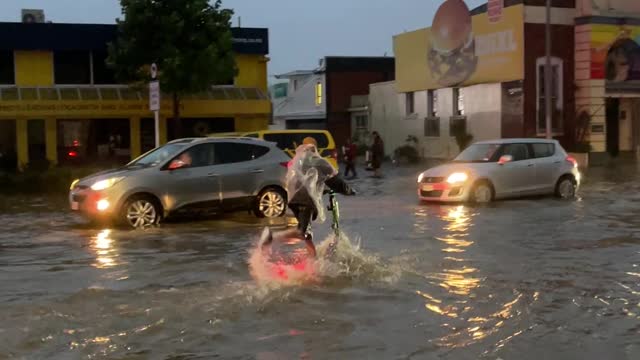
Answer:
[1,164,640,359]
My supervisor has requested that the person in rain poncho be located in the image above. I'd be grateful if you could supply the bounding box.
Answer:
[260,137,355,258]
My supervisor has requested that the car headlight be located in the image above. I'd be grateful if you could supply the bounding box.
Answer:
[90,177,124,191]
[446,172,468,184]
[70,179,80,190]
[417,173,425,183]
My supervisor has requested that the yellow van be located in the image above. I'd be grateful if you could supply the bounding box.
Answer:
[209,129,338,169]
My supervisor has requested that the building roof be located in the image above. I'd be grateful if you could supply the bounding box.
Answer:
[274,70,317,79]
[0,22,269,54]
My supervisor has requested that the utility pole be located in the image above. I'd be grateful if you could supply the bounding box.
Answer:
[545,0,552,139]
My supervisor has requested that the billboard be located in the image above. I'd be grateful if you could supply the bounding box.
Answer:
[394,0,524,92]
[590,24,640,82]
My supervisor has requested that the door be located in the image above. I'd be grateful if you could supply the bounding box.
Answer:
[606,98,620,157]
[161,143,221,211]
[214,141,271,210]
[492,143,537,197]
[529,142,557,193]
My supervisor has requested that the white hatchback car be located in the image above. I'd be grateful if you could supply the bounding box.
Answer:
[417,139,581,203]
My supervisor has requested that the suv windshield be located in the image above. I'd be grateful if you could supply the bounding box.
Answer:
[453,143,501,163]
[130,143,188,166]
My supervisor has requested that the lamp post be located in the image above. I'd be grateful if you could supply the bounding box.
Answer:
[545,0,552,139]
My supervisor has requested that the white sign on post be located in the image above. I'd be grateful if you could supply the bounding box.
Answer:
[149,80,160,111]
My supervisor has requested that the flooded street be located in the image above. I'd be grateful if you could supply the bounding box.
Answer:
[2,165,640,359]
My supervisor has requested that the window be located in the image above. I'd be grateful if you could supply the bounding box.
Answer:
[536,57,563,135]
[532,143,555,158]
[172,143,216,168]
[355,115,368,130]
[215,142,269,164]
[428,90,437,117]
[424,117,440,137]
[499,143,530,161]
[453,88,464,116]
[315,82,323,106]
[405,92,415,115]
[92,51,116,84]
[54,51,91,84]
[454,143,501,162]
[450,117,467,137]
[0,51,14,84]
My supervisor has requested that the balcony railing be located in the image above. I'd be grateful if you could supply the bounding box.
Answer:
[0,85,268,101]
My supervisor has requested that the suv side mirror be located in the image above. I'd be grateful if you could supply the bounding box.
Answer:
[498,155,513,165]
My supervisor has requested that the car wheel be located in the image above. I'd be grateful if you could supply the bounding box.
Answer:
[555,176,576,199]
[255,187,287,218]
[471,181,494,204]
[121,195,162,229]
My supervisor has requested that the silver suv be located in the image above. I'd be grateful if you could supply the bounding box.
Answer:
[69,137,291,228]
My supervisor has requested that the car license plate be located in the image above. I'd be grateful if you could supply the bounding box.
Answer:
[422,185,434,191]
[71,201,79,210]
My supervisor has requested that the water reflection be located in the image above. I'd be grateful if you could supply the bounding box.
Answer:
[90,229,120,269]
[414,205,527,348]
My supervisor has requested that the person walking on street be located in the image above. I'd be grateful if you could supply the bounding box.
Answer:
[342,138,358,179]
[370,131,384,178]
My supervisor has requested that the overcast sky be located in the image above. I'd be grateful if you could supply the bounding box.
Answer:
[1,0,485,78]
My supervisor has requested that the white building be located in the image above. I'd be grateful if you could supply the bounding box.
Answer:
[367,80,503,160]
[272,68,326,130]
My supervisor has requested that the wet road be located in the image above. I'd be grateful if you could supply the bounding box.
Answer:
[1,164,640,359]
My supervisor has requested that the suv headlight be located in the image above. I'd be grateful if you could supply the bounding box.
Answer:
[417,173,425,183]
[446,172,468,184]
[91,177,124,191]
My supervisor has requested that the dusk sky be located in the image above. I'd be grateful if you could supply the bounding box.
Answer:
[1,0,485,79]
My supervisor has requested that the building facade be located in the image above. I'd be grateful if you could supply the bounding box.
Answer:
[273,56,394,146]
[388,0,640,163]
[0,20,271,171]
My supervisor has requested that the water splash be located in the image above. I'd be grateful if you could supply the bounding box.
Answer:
[248,229,400,288]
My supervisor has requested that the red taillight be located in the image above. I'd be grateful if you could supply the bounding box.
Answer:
[72,140,79,146]
[68,151,78,157]
[566,156,578,168]
[281,161,291,168]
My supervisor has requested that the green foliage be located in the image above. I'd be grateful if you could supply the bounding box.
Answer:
[394,145,420,164]
[107,0,237,120]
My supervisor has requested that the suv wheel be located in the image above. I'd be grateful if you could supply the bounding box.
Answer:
[255,188,287,218]
[121,196,161,228]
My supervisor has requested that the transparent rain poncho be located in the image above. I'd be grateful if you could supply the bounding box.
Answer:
[285,144,338,223]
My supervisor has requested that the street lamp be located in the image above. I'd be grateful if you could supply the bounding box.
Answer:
[545,0,552,139]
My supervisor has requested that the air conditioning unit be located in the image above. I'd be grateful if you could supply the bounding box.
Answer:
[21,9,45,23]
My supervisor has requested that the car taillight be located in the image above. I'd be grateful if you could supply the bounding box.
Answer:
[281,161,291,168]
[68,151,78,158]
[566,156,578,168]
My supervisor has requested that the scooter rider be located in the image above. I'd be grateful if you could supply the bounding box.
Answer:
[260,137,355,258]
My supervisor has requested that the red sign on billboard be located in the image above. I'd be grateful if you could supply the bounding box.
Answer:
[488,0,504,23]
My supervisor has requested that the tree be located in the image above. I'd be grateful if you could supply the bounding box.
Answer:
[107,0,236,134]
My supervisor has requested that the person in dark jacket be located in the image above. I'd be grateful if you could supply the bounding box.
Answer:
[370,131,384,178]
[260,137,355,258]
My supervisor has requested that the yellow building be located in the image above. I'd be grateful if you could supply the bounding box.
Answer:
[0,22,271,171]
